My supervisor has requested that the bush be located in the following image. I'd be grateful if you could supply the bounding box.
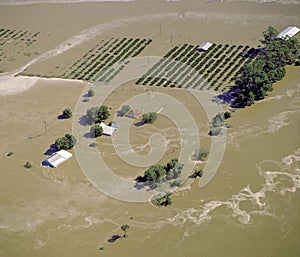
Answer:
[62,108,72,119]
[88,89,95,97]
[192,149,209,161]
[142,112,157,124]
[24,161,32,169]
[191,168,203,178]
[224,111,231,119]
[6,152,13,157]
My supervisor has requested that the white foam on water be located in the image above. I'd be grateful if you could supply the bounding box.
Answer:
[227,109,300,148]
[167,148,300,226]
[33,239,47,250]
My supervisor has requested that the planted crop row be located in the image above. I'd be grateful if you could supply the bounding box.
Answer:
[135,43,253,92]
[56,37,152,82]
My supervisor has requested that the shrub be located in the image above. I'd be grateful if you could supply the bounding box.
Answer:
[88,89,95,97]
[62,108,72,119]
[192,148,209,161]
[24,161,32,169]
[142,112,157,124]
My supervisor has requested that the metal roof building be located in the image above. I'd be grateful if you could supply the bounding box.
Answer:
[276,26,300,40]
[44,150,72,168]
[197,42,213,51]
[100,122,116,136]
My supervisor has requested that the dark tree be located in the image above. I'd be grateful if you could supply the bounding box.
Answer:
[62,108,72,119]
[88,89,95,97]
[224,111,231,119]
[90,124,103,138]
[55,134,76,150]
[121,224,130,237]
[142,112,157,124]
[85,105,110,125]
[191,168,204,178]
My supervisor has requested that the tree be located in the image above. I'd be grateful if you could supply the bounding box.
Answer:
[144,165,165,182]
[88,89,95,97]
[260,26,278,45]
[55,134,76,150]
[121,224,130,237]
[85,105,110,125]
[62,108,72,119]
[191,168,203,178]
[90,124,103,138]
[142,112,157,124]
[224,111,231,119]
[155,192,172,206]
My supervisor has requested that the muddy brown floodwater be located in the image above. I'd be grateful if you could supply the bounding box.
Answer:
[0,1,299,257]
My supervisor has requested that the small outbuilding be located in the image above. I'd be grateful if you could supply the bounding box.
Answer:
[100,122,116,136]
[276,26,300,40]
[125,109,142,119]
[197,42,213,51]
[43,150,72,168]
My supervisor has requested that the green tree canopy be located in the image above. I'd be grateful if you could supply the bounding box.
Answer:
[62,108,72,119]
[88,89,95,97]
[121,224,130,237]
[90,124,103,138]
[55,134,76,150]
[142,112,157,124]
[86,105,110,125]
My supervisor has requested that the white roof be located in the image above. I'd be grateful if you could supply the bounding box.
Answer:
[277,26,300,40]
[47,150,72,168]
[100,122,116,136]
[197,42,213,51]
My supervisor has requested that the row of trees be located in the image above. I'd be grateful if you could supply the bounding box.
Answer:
[228,26,300,108]
[136,158,183,183]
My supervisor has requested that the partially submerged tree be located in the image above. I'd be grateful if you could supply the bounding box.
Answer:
[121,224,130,237]
[192,149,209,161]
[24,161,32,169]
[191,168,204,178]
[62,108,72,119]
[55,134,76,150]
[90,124,103,138]
[85,105,110,125]
[87,89,95,97]
[142,112,157,124]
